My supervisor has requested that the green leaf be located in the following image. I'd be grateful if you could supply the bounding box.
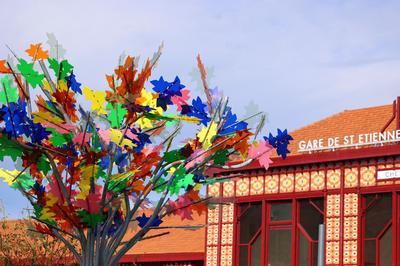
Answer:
[17,59,44,87]
[153,177,167,193]
[78,210,105,228]
[48,58,73,80]
[48,128,72,147]
[107,103,127,128]
[0,75,18,104]
[12,173,34,190]
[33,204,43,218]
[178,173,194,189]
[37,155,51,176]
[163,149,185,163]
[213,149,229,166]
[0,135,24,161]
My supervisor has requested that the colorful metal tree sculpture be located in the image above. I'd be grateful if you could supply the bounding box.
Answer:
[0,41,291,265]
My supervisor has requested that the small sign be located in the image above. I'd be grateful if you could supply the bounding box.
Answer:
[377,169,400,180]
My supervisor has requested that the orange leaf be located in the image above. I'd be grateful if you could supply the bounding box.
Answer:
[25,43,49,60]
[0,60,11,73]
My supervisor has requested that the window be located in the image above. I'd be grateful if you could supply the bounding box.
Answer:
[362,193,393,266]
[236,198,324,266]
[297,198,324,266]
[238,202,262,266]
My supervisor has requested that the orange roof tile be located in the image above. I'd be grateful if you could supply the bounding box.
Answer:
[287,103,396,155]
[125,212,205,256]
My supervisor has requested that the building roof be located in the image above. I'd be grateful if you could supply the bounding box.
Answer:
[287,103,396,155]
[122,212,205,262]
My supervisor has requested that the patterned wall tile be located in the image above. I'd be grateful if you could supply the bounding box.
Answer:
[207,205,220,224]
[326,241,340,265]
[250,176,264,195]
[206,246,218,266]
[343,216,358,240]
[279,173,294,193]
[343,240,357,264]
[295,172,310,192]
[206,224,219,245]
[220,245,233,266]
[223,180,235,198]
[310,170,325,191]
[236,178,250,197]
[221,224,233,245]
[208,182,221,197]
[222,204,234,223]
[360,166,376,187]
[327,169,341,189]
[344,193,358,217]
[344,168,358,188]
[264,174,279,194]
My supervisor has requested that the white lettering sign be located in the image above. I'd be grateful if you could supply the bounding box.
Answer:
[377,169,400,180]
[298,130,400,152]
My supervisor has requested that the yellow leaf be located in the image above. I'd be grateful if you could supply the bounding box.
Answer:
[82,86,107,115]
[0,169,20,186]
[33,111,64,125]
[76,165,98,199]
[58,80,68,91]
[111,169,140,182]
[136,117,153,129]
[136,88,156,107]
[110,128,135,148]
[197,121,217,150]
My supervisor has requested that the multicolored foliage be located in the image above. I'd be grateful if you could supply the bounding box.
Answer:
[0,39,291,263]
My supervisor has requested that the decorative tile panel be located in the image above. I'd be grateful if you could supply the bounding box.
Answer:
[344,168,358,188]
[221,224,233,245]
[250,176,264,195]
[222,204,234,223]
[207,206,220,224]
[220,245,233,266]
[206,246,218,266]
[206,224,219,245]
[326,241,340,265]
[236,178,250,197]
[310,170,325,190]
[360,166,376,187]
[343,240,357,264]
[326,194,341,265]
[208,183,220,197]
[223,181,235,198]
[279,173,294,193]
[295,172,310,192]
[327,169,341,189]
[264,174,279,194]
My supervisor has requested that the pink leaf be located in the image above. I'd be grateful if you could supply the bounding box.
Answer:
[42,122,77,134]
[248,140,273,170]
[73,132,92,145]
[171,89,190,111]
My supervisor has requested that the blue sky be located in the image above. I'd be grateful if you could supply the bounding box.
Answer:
[1,0,400,217]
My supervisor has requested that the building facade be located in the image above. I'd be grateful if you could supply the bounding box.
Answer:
[205,100,400,266]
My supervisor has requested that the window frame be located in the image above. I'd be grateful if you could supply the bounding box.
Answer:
[234,195,325,266]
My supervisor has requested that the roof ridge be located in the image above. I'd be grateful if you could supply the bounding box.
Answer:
[290,103,392,135]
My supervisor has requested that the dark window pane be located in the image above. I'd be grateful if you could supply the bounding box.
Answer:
[300,199,324,240]
[251,233,261,266]
[379,226,392,266]
[364,240,376,266]
[268,229,292,266]
[239,246,248,266]
[312,242,319,266]
[365,194,392,238]
[240,202,262,244]
[298,232,309,266]
[270,202,292,221]
[311,198,324,212]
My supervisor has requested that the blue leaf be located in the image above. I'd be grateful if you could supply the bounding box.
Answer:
[136,213,163,228]
[66,72,82,94]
